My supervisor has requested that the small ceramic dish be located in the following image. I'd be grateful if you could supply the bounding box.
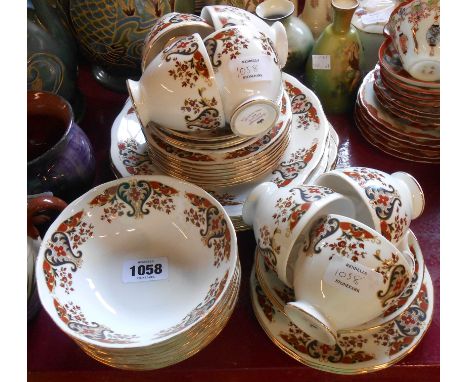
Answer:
[36,175,238,348]
[141,12,215,71]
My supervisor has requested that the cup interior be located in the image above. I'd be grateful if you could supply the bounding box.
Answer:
[315,173,376,229]
[27,91,71,163]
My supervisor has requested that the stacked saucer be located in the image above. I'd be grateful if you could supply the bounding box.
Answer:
[110,73,338,231]
[35,175,240,370]
[354,39,439,163]
[250,229,434,374]
[143,90,292,188]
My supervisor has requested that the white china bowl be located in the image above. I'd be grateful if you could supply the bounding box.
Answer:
[36,175,238,348]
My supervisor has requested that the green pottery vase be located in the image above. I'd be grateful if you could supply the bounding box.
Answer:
[256,0,314,76]
[305,0,363,114]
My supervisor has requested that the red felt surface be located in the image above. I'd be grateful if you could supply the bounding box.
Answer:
[27,65,439,381]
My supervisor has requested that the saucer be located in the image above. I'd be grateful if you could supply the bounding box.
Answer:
[110,73,333,229]
[255,229,426,330]
[250,259,433,374]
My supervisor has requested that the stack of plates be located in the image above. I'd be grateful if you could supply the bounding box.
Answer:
[110,73,338,231]
[250,230,434,374]
[354,39,439,163]
[142,90,292,188]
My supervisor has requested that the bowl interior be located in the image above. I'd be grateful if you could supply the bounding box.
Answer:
[37,176,236,347]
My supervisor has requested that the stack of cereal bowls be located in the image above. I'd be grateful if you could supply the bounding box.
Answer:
[35,175,240,370]
[127,7,291,188]
[244,167,434,374]
[354,0,439,163]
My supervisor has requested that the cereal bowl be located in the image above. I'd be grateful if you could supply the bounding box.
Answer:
[127,33,226,133]
[36,175,238,348]
[141,12,215,71]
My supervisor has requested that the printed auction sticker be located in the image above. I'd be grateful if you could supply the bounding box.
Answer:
[312,55,331,70]
[230,55,273,82]
[122,258,168,283]
[323,256,383,296]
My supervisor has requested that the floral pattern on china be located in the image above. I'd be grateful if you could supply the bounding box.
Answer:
[110,73,330,221]
[37,177,237,347]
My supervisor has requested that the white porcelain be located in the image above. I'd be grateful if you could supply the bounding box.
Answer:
[285,213,415,345]
[203,25,284,137]
[201,4,288,68]
[127,33,226,133]
[256,228,424,332]
[141,12,215,71]
[36,175,238,348]
[111,73,331,224]
[250,253,434,374]
[315,167,424,246]
[385,0,440,81]
[243,182,354,287]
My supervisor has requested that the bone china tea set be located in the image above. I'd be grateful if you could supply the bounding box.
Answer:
[28,1,436,375]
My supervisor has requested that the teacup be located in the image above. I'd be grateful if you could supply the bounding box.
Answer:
[201,5,288,68]
[27,91,95,202]
[314,167,424,246]
[385,0,440,82]
[204,25,284,137]
[242,182,355,287]
[127,33,226,133]
[285,213,415,346]
[141,12,215,71]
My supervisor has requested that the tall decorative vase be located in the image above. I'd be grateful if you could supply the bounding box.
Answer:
[69,1,194,92]
[300,0,332,40]
[304,0,363,114]
[256,0,314,76]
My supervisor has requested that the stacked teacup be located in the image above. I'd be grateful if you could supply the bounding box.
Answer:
[127,7,291,188]
[354,0,440,163]
[244,166,433,371]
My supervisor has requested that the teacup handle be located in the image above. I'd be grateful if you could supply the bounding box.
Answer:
[401,249,416,278]
[27,195,67,239]
[270,21,288,69]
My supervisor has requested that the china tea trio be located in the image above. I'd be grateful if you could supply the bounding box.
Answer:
[29,1,437,374]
